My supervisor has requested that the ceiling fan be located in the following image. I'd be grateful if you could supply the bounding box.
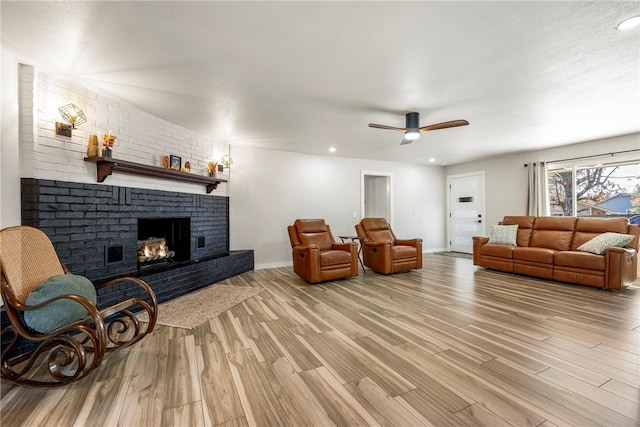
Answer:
[369,112,469,145]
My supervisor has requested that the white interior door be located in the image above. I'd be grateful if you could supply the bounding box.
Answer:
[448,172,486,253]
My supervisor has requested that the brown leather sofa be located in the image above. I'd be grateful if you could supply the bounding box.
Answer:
[287,219,359,283]
[473,216,640,291]
[355,218,422,274]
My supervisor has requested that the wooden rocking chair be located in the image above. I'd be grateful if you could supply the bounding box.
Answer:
[0,226,158,387]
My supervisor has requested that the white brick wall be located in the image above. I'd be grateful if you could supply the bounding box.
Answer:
[19,65,229,196]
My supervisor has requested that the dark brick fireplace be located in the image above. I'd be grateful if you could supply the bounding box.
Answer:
[19,179,239,278]
[1,179,254,353]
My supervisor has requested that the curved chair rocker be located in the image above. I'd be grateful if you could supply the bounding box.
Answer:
[355,218,423,274]
[287,219,359,283]
[0,226,158,387]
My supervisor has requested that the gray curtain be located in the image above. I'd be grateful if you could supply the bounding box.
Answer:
[527,162,549,216]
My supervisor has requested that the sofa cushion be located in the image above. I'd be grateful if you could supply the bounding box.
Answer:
[481,244,515,258]
[554,251,605,271]
[295,219,333,250]
[320,249,351,266]
[502,216,535,247]
[571,217,630,250]
[392,245,417,260]
[513,247,556,264]
[529,217,576,251]
[299,232,333,250]
[577,233,635,255]
[488,225,518,245]
[367,229,395,243]
[24,274,97,334]
[575,217,629,233]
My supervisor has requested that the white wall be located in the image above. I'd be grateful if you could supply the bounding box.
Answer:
[1,49,21,228]
[445,133,640,226]
[15,64,229,195]
[228,145,447,268]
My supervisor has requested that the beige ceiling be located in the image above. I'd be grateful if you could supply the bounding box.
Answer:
[2,1,639,165]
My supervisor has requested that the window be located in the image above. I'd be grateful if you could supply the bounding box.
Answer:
[547,158,640,220]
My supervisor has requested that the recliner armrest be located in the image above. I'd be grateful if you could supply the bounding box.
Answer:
[395,238,421,247]
[605,246,636,256]
[293,244,320,253]
[331,242,357,252]
[472,236,489,265]
[605,246,637,291]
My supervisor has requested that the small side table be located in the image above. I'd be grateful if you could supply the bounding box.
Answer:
[337,235,366,273]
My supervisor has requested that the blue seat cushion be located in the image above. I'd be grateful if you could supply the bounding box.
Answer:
[24,274,97,333]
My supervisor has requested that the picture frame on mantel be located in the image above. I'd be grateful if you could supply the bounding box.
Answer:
[169,155,181,171]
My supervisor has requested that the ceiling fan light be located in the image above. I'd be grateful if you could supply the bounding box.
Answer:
[404,130,420,140]
[616,15,640,30]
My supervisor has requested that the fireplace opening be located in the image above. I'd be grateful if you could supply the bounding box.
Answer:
[137,218,190,268]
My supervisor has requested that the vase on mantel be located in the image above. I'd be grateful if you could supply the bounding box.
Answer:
[102,148,112,158]
[86,135,99,157]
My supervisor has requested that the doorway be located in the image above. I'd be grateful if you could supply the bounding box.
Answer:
[447,172,486,253]
[361,171,392,224]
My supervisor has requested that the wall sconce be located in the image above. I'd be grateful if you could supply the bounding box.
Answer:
[222,153,233,168]
[56,103,87,137]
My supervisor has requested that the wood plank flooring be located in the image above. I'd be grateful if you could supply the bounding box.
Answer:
[2,254,639,426]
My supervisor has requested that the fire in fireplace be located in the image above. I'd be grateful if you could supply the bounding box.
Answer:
[137,237,175,264]
[137,217,191,268]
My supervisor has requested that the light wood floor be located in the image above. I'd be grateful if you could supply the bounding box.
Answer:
[2,254,639,427]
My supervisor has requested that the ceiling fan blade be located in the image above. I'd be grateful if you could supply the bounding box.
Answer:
[369,123,407,131]
[400,138,413,145]
[418,120,469,132]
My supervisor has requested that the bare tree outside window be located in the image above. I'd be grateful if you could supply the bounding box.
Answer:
[548,168,574,216]
[548,162,640,217]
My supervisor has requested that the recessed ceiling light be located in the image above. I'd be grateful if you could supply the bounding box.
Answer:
[429,158,436,163]
[616,15,640,30]
[329,147,336,153]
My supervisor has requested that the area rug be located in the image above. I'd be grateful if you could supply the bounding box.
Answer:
[138,285,264,329]
[432,251,473,259]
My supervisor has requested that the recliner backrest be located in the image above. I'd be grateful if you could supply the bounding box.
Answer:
[292,219,334,250]
[359,218,395,243]
[571,217,630,250]
[529,216,576,251]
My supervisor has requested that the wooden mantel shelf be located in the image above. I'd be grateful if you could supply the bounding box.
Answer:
[84,157,227,193]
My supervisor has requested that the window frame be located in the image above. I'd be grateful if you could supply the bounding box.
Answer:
[546,154,640,218]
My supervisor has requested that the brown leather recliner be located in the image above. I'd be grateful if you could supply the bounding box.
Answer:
[287,219,359,283]
[355,218,423,274]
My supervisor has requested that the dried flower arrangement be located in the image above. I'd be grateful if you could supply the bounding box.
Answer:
[102,132,117,149]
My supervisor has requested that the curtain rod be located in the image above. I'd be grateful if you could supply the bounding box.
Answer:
[524,148,640,167]
[548,148,640,164]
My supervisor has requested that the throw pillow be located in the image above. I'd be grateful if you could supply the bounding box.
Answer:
[488,224,518,246]
[577,232,635,255]
[24,274,97,334]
